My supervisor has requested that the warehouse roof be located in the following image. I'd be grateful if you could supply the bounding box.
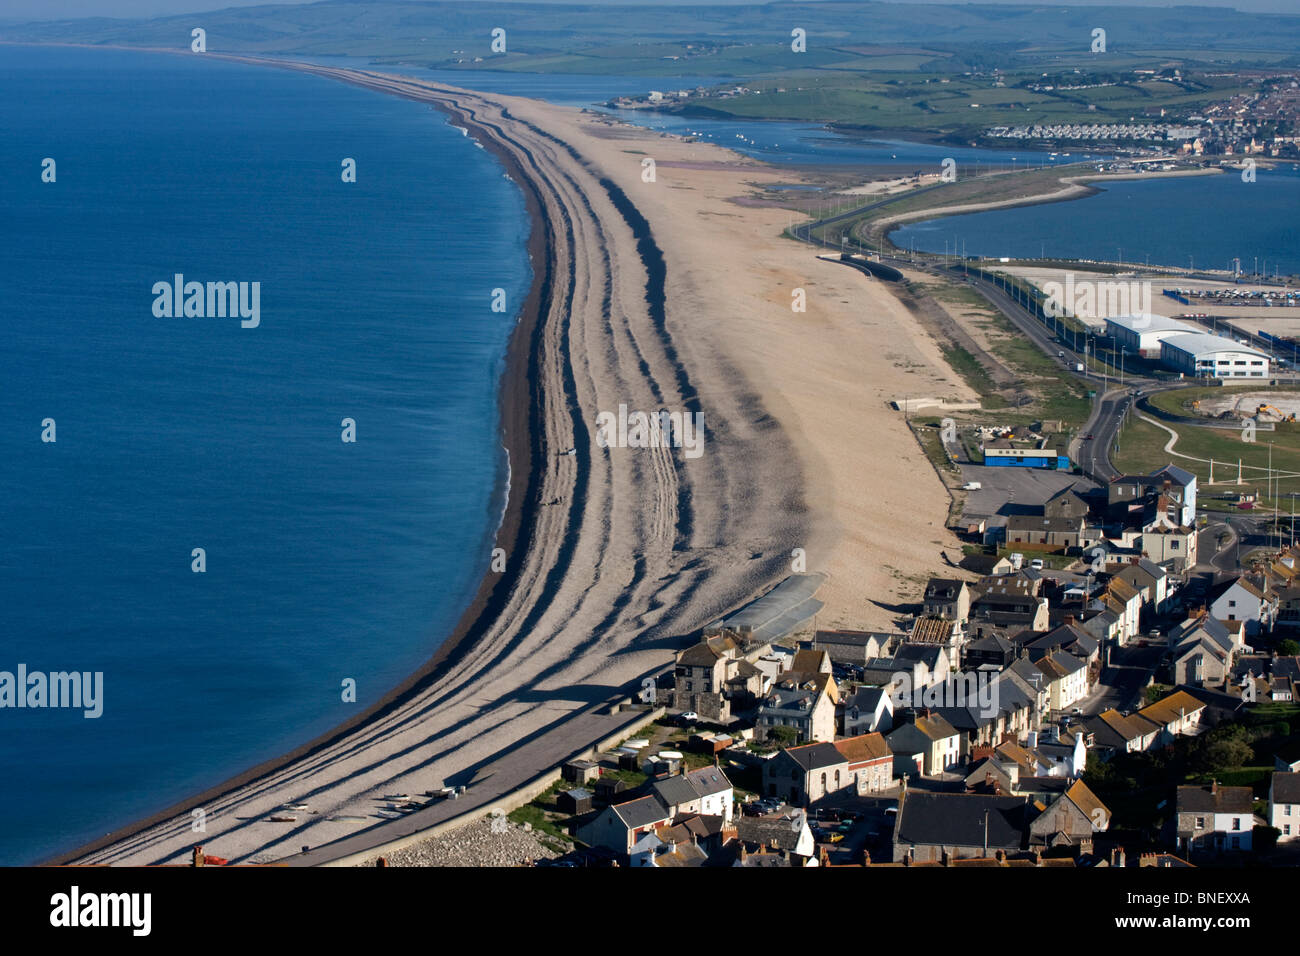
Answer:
[1105,313,1194,334]
[1160,332,1268,358]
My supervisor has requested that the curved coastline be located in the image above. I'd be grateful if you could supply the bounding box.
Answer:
[47,50,812,867]
[42,58,555,865]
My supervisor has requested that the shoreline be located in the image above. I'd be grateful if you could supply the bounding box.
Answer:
[44,48,818,868]
[41,51,555,866]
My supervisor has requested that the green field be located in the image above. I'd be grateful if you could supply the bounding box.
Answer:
[4,1,1296,134]
[1113,407,1300,509]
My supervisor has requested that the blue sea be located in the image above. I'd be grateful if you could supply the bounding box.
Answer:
[0,45,531,865]
[892,168,1300,274]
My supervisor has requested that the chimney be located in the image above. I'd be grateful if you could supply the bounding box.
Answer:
[738,844,748,863]
[1210,778,1218,794]
[1112,846,1126,867]
[1033,848,1043,867]
[904,848,913,867]
[192,845,204,868]
[995,849,1006,864]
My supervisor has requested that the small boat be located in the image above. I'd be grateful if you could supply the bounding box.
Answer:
[285,803,310,812]
[269,815,297,823]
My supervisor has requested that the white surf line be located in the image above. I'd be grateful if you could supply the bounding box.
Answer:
[1136,412,1300,480]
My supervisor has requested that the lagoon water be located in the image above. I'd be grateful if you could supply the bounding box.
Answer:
[0,45,531,864]
[892,169,1300,275]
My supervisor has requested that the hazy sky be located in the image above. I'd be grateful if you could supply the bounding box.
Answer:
[3,0,1294,24]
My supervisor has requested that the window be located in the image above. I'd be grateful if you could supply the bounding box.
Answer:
[1195,816,1206,828]
[1232,817,1241,830]
[1172,541,1180,550]
[1286,805,1293,816]
[1228,600,1236,607]
[1284,824,1292,836]
[1231,836,1240,848]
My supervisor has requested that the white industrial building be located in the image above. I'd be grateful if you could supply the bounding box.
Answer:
[1160,333,1270,379]
[1105,313,1199,357]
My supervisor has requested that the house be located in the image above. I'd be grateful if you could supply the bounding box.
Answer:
[1021,621,1100,669]
[1003,657,1052,717]
[959,553,1014,576]
[1274,584,1300,631]
[1081,606,1124,648]
[892,791,1036,863]
[834,732,895,794]
[965,756,1016,794]
[964,632,1016,670]
[576,795,673,855]
[1081,708,1161,755]
[1112,558,1171,613]
[1169,615,1236,687]
[630,813,734,867]
[887,712,962,775]
[755,672,839,743]
[908,617,963,670]
[1044,486,1091,520]
[762,742,847,807]
[1175,780,1254,856]
[734,811,816,864]
[1006,514,1088,551]
[893,642,953,691]
[923,578,972,623]
[1208,575,1277,640]
[1029,779,1110,848]
[1275,741,1300,774]
[970,580,1050,633]
[841,685,894,736]
[812,629,893,665]
[1269,772,1300,842]
[1104,576,1144,645]
[1140,522,1198,572]
[671,633,763,723]
[1136,689,1206,743]
[1034,649,1090,712]
[651,766,735,821]
[1110,465,1197,527]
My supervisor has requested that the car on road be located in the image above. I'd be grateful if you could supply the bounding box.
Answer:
[1082,433,1094,440]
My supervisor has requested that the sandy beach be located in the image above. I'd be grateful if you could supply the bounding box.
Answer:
[58,58,966,866]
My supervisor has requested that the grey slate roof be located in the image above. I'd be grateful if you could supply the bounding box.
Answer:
[894,792,1034,850]
[613,795,672,829]
[653,775,701,808]
[1176,784,1253,815]
[1273,772,1300,804]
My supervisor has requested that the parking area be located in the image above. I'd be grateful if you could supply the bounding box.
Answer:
[808,793,900,864]
[961,464,1097,517]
